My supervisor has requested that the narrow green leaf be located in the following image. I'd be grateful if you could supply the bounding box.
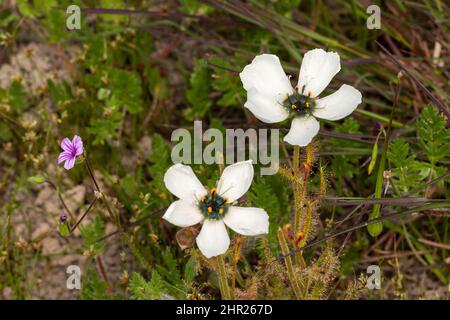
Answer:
[58,222,70,237]
[184,256,197,285]
[28,175,46,184]
[368,137,379,175]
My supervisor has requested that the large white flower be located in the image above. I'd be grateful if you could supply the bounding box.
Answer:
[162,160,269,258]
[240,48,362,146]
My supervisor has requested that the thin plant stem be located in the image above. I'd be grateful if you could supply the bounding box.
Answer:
[45,180,76,222]
[84,156,122,230]
[231,262,237,297]
[84,156,100,191]
[231,236,242,297]
[96,255,112,293]
[292,145,301,235]
[370,76,401,233]
[293,145,300,175]
[295,143,314,266]
[277,228,302,299]
[216,255,231,300]
[292,144,313,267]
[69,197,98,233]
[92,206,168,244]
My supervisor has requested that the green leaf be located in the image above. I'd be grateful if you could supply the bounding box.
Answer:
[0,80,26,113]
[179,0,214,15]
[58,222,70,237]
[0,122,13,142]
[183,59,212,120]
[210,56,245,107]
[148,134,171,194]
[88,108,123,145]
[8,80,26,111]
[17,0,57,17]
[128,271,170,300]
[79,215,105,254]
[184,256,197,285]
[156,248,182,286]
[387,139,427,194]
[108,69,143,114]
[416,105,450,166]
[369,100,398,236]
[16,2,35,17]
[99,0,126,23]
[28,175,46,184]
[330,118,365,184]
[367,221,383,238]
[97,88,111,100]
[44,9,70,43]
[368,139,378,175]
[81,266,115,300]
[248,175,290,252]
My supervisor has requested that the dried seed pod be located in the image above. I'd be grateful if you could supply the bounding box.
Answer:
[176,226,199,250]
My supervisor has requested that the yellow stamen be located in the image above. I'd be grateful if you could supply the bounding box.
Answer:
[305,102,310,107]
[291,104,296,109]
[207,207,212,213]
[210,188,216,194]
[219,208,224,214]
[201,196,206,202]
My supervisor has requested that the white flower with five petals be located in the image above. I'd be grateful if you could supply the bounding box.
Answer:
[240,48,362,146]
[162,160,269,258]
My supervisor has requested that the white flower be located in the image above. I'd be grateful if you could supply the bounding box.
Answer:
[240,48,362,147]
[162,160,269,258]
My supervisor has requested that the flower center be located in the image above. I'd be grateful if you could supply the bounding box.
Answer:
[198,188,229,220]
[283,91,315,116]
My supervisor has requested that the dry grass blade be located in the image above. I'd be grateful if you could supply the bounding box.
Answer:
[376,41,450,124]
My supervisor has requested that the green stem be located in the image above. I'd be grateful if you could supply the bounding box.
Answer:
[293,146,300,175]
[216,255,231,300]
[292,146,301,235]
[369,77,401,236]
[277,228,302,299]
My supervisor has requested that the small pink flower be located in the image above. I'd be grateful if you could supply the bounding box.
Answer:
[58,135,83,170]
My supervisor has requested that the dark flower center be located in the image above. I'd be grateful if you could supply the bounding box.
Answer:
[198,188,229,220]
[282,91,315,116]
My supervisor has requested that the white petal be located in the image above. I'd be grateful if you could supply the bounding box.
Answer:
[244,88,289,123]
[223,206,269,236]
[283,116,320,147]
[164,164,207,202]
[297,48,341,98]
[196,219,230,258]
[162,200,204,227]
[240,54,294,98]
[313,84,362,121]
[217,160,254,203]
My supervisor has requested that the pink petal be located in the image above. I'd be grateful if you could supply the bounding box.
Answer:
[63,157,76,170]
[58,151,73,164]
[72,135,83,156]
[60,138,74,153]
